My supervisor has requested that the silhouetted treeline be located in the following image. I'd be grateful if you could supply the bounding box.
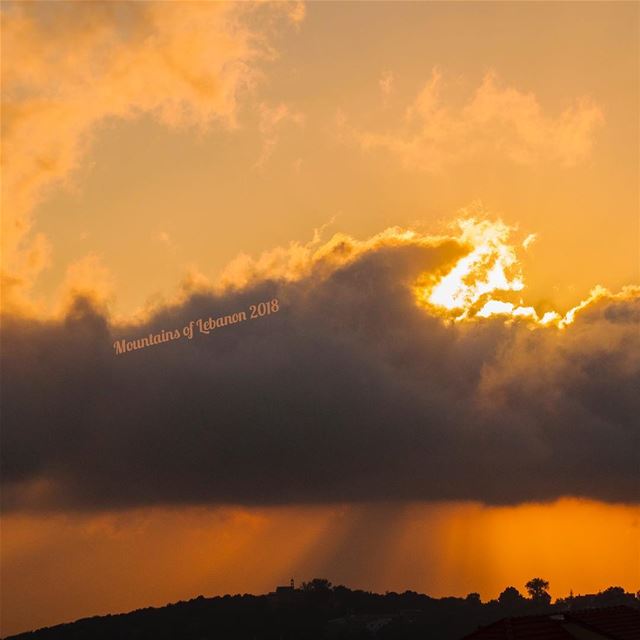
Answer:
[5,580,639,640]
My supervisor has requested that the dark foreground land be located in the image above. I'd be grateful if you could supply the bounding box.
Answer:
[5,581,639,640]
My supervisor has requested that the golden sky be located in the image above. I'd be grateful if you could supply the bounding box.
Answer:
[3,501,639,636]
[1,1,639,637]
[2,1,638,318]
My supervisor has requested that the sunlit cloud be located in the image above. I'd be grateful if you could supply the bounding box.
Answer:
[56,253,115,314]
[379,70,394,101]
[255,101,305,168]
[522,233,537,250]
[0,1,298,313]
[2,219,637,512]
[286,0,306,26]
[416,218,614,327]
[343,68,603,173]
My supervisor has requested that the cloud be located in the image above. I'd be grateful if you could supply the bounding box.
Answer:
[379,70,394,100]
[255,101,305,167]
[286,1,306,26]
[345,69,603,172]
[56,253,115,313]
[1,225,638,512]
[0,1,297,312]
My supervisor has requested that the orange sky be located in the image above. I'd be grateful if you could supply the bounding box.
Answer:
[2,1,638,318]
[2,500,638,636]
[1,2,639,637]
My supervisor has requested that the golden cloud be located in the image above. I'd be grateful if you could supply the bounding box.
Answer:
[2,219,638,512]
[345,68,604,172]
[0,1,298,313]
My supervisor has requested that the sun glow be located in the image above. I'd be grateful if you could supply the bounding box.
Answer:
[419,219,593,326]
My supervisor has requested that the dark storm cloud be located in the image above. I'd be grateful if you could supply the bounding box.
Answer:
[1,238,638,511]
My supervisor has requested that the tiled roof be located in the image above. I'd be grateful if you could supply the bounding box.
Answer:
[569,605,640,640]
[463,615,576,639]
[462,605,640,639]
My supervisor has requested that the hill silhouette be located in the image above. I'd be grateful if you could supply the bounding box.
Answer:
[5,581,638,640]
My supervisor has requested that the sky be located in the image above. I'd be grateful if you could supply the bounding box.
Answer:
[1,1,639,636]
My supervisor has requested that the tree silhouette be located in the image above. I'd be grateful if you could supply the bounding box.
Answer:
[499,586,525,606]
[526,578,551,604]
[5,579,639,640]
[302,578,332,592]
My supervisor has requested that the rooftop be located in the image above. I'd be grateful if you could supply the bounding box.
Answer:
[463,605,640,640]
